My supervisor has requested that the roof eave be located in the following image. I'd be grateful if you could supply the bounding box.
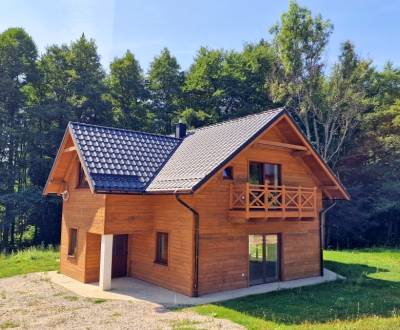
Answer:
[282,112,350,201]
[67,123,96,194]
[42,125,72,196]
[92,187,193,195]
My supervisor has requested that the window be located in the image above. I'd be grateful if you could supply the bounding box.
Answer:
[77,163,89,188]
[155,232,168,265]
[68,228,78,257]
[249,162,264,185]
[223,166,234,180]
[249,162,281,185]
[263,163,281,186]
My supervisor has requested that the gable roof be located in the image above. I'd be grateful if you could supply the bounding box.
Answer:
[69,122,181,193]
[147,108,285,192]
[44,107,349,200]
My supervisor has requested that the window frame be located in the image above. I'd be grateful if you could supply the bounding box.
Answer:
[223,166,234,180]
[68,228,78,258]
[154,232,169,266]
[248,161,282,186]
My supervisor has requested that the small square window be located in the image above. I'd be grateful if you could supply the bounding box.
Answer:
[223,166,234,180]
[68,228,78,257]
[155,232,168,265]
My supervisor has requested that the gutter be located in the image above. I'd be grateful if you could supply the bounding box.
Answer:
[175,194,200,297]
[319,200,336,276]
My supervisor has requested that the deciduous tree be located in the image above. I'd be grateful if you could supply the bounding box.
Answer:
[106,50,148,130]
[148,48,183,134]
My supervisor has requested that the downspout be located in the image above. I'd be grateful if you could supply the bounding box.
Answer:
[319,200,336,276]
[175,193,200,297]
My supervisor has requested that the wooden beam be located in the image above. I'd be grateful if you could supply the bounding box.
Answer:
[279,114,350,200]
[320,186,339,190]
[43,129,72,195]
[257,140,308,151]
[291,150,312,157]
[64,153,78,182]
[322,189,333,199]
[50,179,65,185]
[229,217,247,224]
[63,146,76,153]
[49,179,66,195]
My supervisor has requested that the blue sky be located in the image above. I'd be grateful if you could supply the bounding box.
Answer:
[1,0,399,71]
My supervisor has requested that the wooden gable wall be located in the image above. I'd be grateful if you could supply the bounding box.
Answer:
[59,154,105,282]
[191,116,323,295]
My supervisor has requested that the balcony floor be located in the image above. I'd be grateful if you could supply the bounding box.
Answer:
[229,209,317,222]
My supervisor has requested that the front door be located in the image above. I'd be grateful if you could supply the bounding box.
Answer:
[248,234,280,285]
[112,234,128,278]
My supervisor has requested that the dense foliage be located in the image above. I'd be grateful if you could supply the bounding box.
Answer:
[0,1,399,251]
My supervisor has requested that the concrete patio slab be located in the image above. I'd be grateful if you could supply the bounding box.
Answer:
[48,269,344,307]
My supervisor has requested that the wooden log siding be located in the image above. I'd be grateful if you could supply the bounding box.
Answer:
[192,123,323,295]
[60,158,105,283]
[57,116,328,296]
[104,194,195,296]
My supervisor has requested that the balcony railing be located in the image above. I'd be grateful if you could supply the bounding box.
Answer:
[229,182,317,218]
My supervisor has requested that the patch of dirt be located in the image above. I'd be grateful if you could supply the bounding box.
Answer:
[0,273,242,329]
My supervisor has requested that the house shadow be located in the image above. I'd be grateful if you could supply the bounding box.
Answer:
[212,261,400,325]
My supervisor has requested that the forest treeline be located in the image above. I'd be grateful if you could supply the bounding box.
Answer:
[0,2,399,251]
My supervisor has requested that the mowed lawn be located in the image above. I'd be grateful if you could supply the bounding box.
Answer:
[0,247,59,278]
[1,247,399,329]
[190,249,400,330]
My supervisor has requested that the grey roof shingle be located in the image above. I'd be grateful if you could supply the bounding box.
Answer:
[146,108,285,192]
[69,122,181,193]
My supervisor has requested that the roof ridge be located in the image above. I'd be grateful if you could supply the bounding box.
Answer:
[191,107,285,132]
[69,121,181,141]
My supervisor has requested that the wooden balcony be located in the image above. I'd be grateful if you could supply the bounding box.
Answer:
[229,183,317,222]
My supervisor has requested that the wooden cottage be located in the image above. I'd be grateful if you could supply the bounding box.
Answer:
[43,108,349,297]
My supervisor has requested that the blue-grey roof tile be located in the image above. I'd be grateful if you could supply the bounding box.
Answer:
[69,122,181,193]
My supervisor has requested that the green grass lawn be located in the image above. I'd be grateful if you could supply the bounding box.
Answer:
[0,246,59,278]
[1,246,399,329]
[190,249,400,329]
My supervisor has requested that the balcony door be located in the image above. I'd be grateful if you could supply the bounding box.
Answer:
[249,162,281,186]
[249,163,282,208]
[248,234,280,285]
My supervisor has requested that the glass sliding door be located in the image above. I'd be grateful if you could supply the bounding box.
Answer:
[248,235,264,285]
[248,234,279,285]
[265,235,279,280]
